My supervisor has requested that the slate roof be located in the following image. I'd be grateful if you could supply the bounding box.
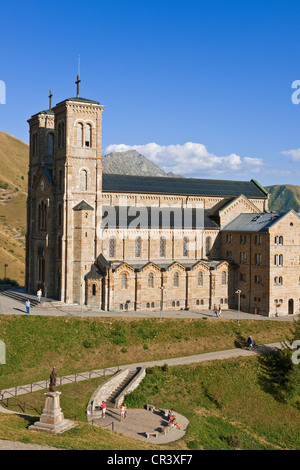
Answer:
[101,205,219,229]
[102,174,268,199]
[55,97,101,106]
[84,263,104,280]
[73,200,94,211]
[221,212,288,232]
[109,259,227,272]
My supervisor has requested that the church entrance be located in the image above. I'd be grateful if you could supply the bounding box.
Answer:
[288,298,294,315]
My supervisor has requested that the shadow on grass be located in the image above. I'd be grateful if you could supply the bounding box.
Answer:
[256,347,292,404]
[233,329,248,349]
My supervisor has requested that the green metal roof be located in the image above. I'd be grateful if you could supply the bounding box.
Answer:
[102,174,268,199]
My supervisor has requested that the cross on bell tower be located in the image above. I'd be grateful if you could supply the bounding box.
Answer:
[75,75,81,98]
[48,89,53,109]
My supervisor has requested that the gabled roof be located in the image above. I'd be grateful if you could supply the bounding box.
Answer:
[73,200,94,211]
[218,194,261,214]
[33,166,55,189]
[84,264,104,280]
[221,212,288,232]
[102,174,268,199]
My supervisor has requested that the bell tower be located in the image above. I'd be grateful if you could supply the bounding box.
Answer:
[26,78,105,303]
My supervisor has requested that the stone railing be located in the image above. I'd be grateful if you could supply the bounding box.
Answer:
[86,368,129,422]
[114,367,146,408]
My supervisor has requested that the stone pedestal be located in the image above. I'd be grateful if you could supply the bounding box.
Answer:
[29,391,76,435]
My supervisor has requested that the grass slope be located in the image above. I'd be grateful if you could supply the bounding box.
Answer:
[0,132,28,284]
[0,315,298,450]
[265,184,300,213]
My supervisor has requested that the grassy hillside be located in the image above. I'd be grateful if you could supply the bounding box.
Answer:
[265,184,300,213]
[0,316,298,450]
[0,132,28,285]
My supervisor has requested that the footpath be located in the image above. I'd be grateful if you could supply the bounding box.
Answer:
[0,342,283,449]
[0,342,282,402]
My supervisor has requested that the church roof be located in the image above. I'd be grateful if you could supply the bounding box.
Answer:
[221,212,287,232]
[102,174,268,199]
[101,205,219,229]
[55,97,101,106]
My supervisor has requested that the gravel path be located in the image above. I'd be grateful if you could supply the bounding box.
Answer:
[0,439,62,450]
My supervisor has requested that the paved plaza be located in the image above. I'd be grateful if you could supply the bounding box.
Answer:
[0,287,296,321]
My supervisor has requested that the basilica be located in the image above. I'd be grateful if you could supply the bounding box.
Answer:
[25,84,300,317]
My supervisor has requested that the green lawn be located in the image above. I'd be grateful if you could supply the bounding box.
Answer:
[0,315,299,450]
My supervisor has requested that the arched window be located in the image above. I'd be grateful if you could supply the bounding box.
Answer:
[148,272,154,288]
[48,133,54,155]
[58,124,62,148]
[274,254,283,266]
[37,246,45,282]
[183,237,189,257]
[77,123,83,147]
[135,236,141,257]
[58,169,63,191]
[38,201,47,231]
[122,273,127,289]
[222,271,227,286]
[92,284,96,296]
[57,235,62,258]
[109,237,115,257]
[174,272,179,287]
[32,133,37,156]
[85,124,91,147]
[58,203,62,226]
[80,170,87,191]
[58,121,65,148]
[205,236,211,256]
[160,237,166,257]
[198,271,203,286]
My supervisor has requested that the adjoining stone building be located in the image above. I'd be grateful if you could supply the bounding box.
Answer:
[25,87,298,316]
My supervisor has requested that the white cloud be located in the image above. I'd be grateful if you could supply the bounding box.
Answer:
[281,148,300,162]
[104,142,264,177]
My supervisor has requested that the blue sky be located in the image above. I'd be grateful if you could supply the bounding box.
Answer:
[1,0,300,185]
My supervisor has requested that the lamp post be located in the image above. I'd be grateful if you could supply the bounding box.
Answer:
[159,286,164,321]
[4,264,8,279]
[235,289,241,324]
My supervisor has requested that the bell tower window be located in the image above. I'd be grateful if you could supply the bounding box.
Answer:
[77,123,83,147]
[85,124,91,147]
[80,170,87,191]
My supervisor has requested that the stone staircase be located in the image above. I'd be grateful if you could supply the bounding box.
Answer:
[106,368,140,408]
[0,289,40,307]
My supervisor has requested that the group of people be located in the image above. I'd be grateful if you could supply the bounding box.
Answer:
[167,408,184,429]
[212,304,222,317]
[24,289,42,314]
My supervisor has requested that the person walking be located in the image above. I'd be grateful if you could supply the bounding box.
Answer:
[212,304,218,317]
[218,304,222,317]
[101,400,106,418]
[25,299,30,314]
[120,403,126,421]
[37,289,42,303]
[247,336,253,350]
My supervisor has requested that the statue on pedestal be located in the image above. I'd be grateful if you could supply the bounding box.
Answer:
[49,366,56,392]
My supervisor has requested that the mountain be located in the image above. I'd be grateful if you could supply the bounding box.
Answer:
[102,149,182,178]
[0,132,28,284]
[264,184,300,213]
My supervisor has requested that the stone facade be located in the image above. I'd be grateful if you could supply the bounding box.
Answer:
[25,88,298,317]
